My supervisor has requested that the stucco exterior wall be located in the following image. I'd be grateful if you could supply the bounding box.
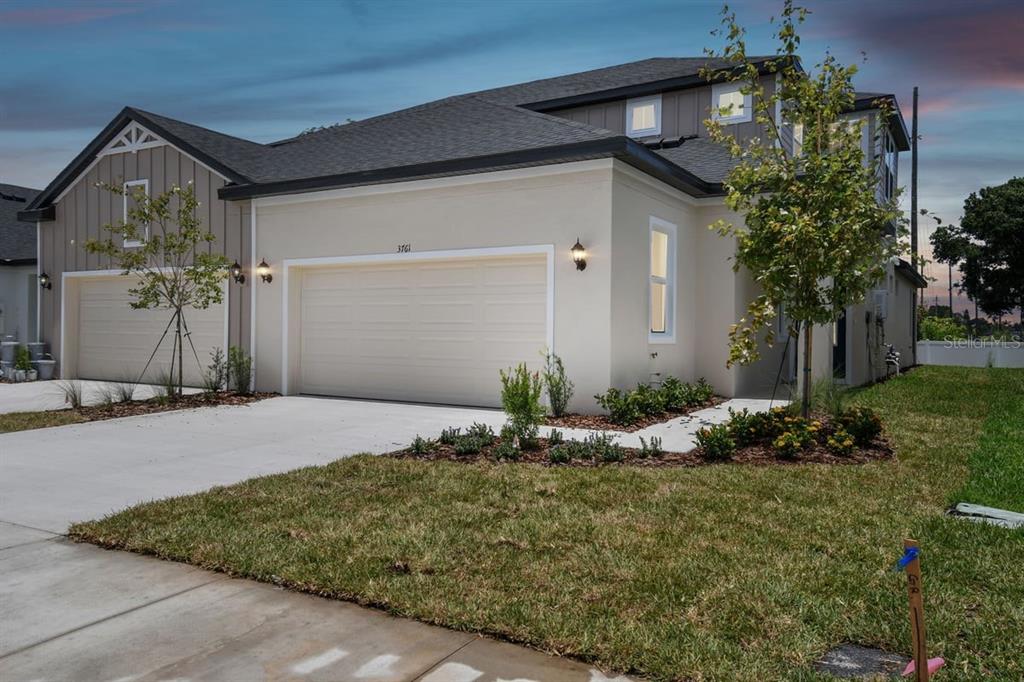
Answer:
[252,160,616,413]
[845,263,917,386]
[37,143,252,374]
[0,264,37,343]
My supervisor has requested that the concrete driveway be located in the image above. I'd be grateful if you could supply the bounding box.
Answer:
[2,396,636,681]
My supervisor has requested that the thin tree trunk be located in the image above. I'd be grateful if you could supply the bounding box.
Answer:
[175,307,184,398]
[801,322,813,418]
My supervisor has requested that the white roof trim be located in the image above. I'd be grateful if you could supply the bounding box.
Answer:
[53,120,231,204]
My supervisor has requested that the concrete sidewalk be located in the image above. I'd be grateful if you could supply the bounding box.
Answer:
[0,522,631,681]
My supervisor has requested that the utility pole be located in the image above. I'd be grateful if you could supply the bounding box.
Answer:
[948,264,954,316]
[911,86,919,357]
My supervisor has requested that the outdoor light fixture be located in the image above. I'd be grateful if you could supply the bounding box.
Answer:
[38,272,52,290]
[229,260,246,284]
[257,258,273,284]
[571,238,587,271]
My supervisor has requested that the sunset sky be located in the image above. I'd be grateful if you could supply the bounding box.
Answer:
[2,0,1021,317]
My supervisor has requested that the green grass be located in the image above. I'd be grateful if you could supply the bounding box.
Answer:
[0,409,86,433]
[70,366,1024,680]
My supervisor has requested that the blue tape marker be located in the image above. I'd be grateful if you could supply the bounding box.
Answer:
[893,546,919,572]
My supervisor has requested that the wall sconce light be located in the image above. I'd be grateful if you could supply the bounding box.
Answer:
[257,258,273,284]
[39,272,52,290]
[571,238,587,271]
[229,261,246,285]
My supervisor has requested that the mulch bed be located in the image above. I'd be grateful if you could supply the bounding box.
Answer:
[544,396,725,433]
[63,391,273,422]
[388,432,892,469]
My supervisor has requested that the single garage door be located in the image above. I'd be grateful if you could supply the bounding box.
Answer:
[77,276,226,386]
[297,253,548,407]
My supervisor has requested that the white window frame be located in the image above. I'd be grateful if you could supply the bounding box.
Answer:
[648,216,677,344]
[711,82,752,124]
[122,179,149,248]
[626,94,662,137]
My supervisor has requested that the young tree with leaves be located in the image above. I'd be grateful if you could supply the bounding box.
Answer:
[702,1,905,416]
[86,182,229,397]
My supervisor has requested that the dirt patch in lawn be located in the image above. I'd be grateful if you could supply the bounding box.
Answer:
[544,396,725,433]
[388,433,892,468]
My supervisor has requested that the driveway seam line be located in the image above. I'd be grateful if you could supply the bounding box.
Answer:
[0,536,60,552]
[0,519,63,535]
[0,575,229,660]
[408,637,479,681]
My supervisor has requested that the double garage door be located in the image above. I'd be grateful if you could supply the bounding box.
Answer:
[76,277,225,387]
[296,253,549,408]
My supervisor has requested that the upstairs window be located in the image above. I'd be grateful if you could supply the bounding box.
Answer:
[626,95,662,137]
[123,179,149,248]
[649,217,676,343]
[880,127,898,201]
[711,82,752,124]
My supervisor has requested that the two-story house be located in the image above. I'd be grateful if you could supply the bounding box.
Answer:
[17,57,920,410]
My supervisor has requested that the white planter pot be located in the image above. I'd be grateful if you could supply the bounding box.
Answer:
[13,369,26,382]
[33,359,57,381]
[27,369,38,381]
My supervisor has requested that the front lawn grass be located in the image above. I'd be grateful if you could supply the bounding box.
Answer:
[71,366,1024,680]
[0,409,87,433]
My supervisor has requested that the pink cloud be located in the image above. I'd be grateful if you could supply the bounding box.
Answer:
[0,5,142,26]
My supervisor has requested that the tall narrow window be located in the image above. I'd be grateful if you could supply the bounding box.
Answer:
[649,217,676,343]
[123,179,149,248]
[626,95,662,137]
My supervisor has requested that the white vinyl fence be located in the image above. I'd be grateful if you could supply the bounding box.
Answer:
[917,340,1024,368]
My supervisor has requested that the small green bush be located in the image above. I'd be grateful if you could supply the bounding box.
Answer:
[583,432,624,462]
[466,422,496,446]
[690,378,714,405]
[632,383,666,416]
[227,345,252,394]
[547,428,564,446]
[696,424,735,461]
[203,347,228,393]
[772,430,808,459]
[839,406,883,446]
[439,427,462,445]
[492,440,520,461]
[500,363,545,443]
[594,387,643,426]
[826,427,856,456]
[659,376,692,411]
[410,435,435,454]
[548,444,572,464]
[542,352,574,417]
[638,436,664,458]
[15,346,32,371]
[453,436,484,455]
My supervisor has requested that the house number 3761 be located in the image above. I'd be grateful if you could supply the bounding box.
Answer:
[397,243,411,253]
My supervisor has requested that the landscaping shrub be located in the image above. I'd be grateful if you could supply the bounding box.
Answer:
[583,432,624,462]
[410,435,435,454]
[542,352,574,417]
[492,440,519,461]
[154,369,176,402]
[690,377,714,405]
[547,428,564,446]
[696,423,735,461]
[594,388,643,426]
[839,406,883,446]
[826,427,855,456]
[453,436,484,455]
[812,377,849,420]
[466,422,496,446]
[548,444,572,464]
[500,363,545,443]
[15,346,31,372]
[203,347,227,393]
[438,427,462,445]
[112,381,136,403]
[725,408,769,446]
[632,383,666,416]
[638,436,664,458]
[771,417,815,459]
[227,345,252,394]
[57,380,84,409]
[658,376,692,411]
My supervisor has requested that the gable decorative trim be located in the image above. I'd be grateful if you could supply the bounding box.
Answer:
[99,121,165,157]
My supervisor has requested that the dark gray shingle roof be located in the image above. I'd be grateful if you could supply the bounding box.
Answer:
[654,137,740,185]
[1,183,40,262]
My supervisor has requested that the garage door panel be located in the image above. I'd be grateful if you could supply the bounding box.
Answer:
[76,277,224,386]
[297,254,547,407]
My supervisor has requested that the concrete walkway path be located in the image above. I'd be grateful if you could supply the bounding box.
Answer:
[0,378,200,414]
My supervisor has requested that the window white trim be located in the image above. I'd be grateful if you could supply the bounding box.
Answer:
[648,216,677,344]
[711,82,752,124]
[122,179,149,248]
[279,244,556,395]
[626,94,662,137]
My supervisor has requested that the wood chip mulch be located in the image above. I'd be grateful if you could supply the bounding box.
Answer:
[388,433,892,469]
[65,391,274,422]
[543,396,725,432]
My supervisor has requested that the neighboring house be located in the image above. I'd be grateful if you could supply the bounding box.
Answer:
[1,183,41,344]
[18,57,917,408]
